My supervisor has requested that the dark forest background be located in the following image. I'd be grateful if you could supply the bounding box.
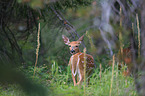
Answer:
[1,0,145,96]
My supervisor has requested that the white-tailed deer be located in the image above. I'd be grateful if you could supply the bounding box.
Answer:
[62,35,95,86]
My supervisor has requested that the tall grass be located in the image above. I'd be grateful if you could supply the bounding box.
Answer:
[136,14,141,57]
[50,60,137,96]
[109,55,115,96]
[83,48,87,96]
[33,23,41,78]
[119,7,124,70]
[0,60,137,96]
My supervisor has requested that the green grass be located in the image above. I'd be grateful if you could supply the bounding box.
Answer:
[0,62,137,96]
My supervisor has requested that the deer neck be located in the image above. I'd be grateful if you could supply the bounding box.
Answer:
[72,51,82,56]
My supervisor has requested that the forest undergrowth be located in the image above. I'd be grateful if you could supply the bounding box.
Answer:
[0,61,137,96]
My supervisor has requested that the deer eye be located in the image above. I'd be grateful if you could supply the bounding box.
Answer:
[76,46,78,47]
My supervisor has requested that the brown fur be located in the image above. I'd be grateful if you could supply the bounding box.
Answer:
[62,35,95,86]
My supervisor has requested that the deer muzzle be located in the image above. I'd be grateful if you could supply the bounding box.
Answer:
[70,50,75,54]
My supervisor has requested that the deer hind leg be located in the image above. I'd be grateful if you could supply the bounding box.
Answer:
[87,73,91,86]
[86,69,93,86]
[77,73,91,86]
[76,77,84,86]
[76,70,84,86]
[72,73,77,86]
[86,78,90,87]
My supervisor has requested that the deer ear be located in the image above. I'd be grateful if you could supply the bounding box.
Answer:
[78,35,84,43]
[62,35,70,45]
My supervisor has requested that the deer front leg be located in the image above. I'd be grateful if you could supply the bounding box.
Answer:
[72,73,77,86]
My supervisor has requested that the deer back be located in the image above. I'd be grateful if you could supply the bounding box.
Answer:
[69,52,95,77]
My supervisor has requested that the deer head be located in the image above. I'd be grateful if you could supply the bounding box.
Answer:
[62,35,84,54]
